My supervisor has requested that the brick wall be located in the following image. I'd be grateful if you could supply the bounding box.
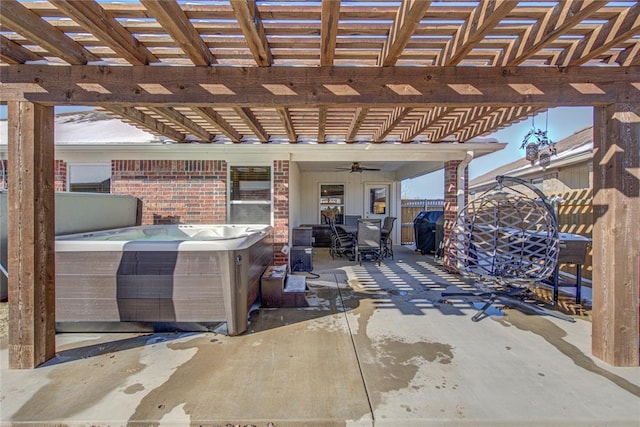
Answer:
[443,160,468,269]
[273,160,289,265]
[111,160,227,225]
[54,160,67,192]
[0,159,66,191]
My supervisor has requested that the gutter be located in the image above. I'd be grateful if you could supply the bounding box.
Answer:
[457,151,474,215]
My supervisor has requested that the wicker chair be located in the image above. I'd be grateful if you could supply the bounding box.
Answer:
[442,175,575,322]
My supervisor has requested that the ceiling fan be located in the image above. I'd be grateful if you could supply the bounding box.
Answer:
[336,162,381,173]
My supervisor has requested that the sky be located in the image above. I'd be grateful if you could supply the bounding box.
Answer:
[401,106,594,199]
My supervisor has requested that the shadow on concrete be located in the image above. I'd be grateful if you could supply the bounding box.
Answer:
[42,332,198,367]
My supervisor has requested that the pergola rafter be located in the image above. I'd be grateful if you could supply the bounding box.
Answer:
[1,0,638,143]
[230,0,273,67]
[0,35,43,64]
[439,0,517,66]
[104,105,186,142]
[49,0,159,66]
[192,107,242,142]
[0,0,99,65]
[320,0,340,67]
[146,106,213,142]
[501,0,608,66]
[140,0,218,66]
[233,106,270,143]
[560,2,640,66]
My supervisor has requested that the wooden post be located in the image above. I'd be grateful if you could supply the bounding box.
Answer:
[7,102,56,369]
[592,103,640,366]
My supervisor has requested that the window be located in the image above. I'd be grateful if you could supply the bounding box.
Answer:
[320,184,344,224]
[229,166,271,224]
[369,186,387,215]
[68,164,111,193]
[531,177,544,191]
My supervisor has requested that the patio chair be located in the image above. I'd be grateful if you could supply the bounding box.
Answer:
[442,175,575,322]
[328,218,355,261]
[380,216,396,259]
[343,214,361,229]
[355,218,383,266]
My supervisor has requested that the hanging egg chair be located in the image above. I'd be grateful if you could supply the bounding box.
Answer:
[443,175,574,322]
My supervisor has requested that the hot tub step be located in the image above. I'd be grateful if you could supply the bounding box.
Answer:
[261,266,308,308]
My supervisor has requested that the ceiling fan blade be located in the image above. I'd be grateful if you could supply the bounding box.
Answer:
[336,162,380,172]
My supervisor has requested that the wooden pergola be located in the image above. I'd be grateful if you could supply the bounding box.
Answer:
[0,0,638,368]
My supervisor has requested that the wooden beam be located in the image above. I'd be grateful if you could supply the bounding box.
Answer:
[374,107,412,142]
[147,106,213,142]
[49,0,158,66]
[378,0,432,66]
[562,2,640,66]
[321,0,341,66]
[318,106,327,143]
[0,35,43,64]
[346,107,369,143]
[502,0,607,66]
[592,103,640,366]
[105,105,185,142]
[440,0,516,66]
[0,0,99,65]
[276,107,297,142]
[7,101,56,369]
[2,65,639,106]
[230,0,273,67]
[140,0,217,66]
[192,107,242,142]
[616,43,640,67]
[233,106,269,142]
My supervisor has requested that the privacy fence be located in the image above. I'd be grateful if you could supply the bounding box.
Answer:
[552,188,593,281]
[400,199,444,245]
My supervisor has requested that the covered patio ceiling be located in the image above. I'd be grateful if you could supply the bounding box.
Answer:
[1,0,638,144]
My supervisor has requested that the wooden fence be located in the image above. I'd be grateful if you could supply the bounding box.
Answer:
[552,188,593,281]
[401,199,444,245]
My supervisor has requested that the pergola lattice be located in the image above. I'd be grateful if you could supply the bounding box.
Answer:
[1,0,639,143]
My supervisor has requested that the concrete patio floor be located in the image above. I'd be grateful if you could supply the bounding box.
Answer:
[1,246,639,426]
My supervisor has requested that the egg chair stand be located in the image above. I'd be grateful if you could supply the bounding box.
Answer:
[441,175,575,323]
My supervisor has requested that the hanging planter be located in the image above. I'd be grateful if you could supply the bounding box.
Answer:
[525,142,539,165]
[520,112,556,167]
[539,151,551,169]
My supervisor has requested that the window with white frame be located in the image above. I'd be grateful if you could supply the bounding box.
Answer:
[320,184,345,224]
[68,163,111,193]
[229,166,271,224]
[531,177,544,191]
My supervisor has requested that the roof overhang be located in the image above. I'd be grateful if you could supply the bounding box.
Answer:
[0,140,506,181]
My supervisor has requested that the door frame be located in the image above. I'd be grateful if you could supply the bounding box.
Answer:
[363,182,391,221]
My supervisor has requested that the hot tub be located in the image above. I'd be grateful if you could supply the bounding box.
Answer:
[55,224,273,335]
